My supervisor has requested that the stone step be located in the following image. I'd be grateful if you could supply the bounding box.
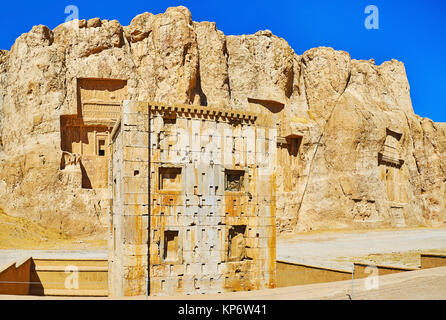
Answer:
[32,259,108,268]
[33,265,108,272]
[30,288,108,297]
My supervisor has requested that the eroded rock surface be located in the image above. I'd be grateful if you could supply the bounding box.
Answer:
[0,6,444,237]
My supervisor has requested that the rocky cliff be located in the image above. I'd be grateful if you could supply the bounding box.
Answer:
[0,6,444,236]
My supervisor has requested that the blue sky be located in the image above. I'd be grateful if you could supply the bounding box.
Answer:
[1,0,445,121]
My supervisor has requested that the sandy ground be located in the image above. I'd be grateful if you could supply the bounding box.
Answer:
[277,228,446,270]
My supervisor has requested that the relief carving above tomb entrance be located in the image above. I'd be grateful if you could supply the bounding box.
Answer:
[77,78,127,126]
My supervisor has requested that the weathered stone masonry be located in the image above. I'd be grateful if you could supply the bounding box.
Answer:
[109,100,277,296]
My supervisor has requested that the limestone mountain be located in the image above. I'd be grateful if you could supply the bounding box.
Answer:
[0,6,444,237]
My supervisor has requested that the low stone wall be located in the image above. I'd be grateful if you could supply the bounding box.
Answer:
[276,260,351,287]
[29,258,108,297]
[0,258,32,295]
[421,254,446,269]
[0,258,108,297]
[276,260,422,288]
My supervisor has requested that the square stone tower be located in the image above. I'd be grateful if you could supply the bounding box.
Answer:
[108,101,277,296]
